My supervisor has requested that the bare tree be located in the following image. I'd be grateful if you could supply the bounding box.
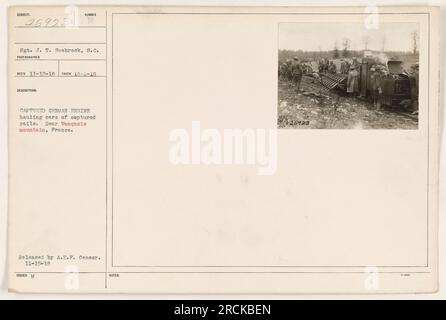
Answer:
[342,38,351,57]
[362,35,371,50]
[411,30,418,54]
[333,41,339,58]
[381,35,386,52]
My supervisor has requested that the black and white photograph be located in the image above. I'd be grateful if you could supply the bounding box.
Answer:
[278,22,420,129]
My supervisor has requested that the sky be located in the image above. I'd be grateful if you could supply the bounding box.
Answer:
[279,22,419,52]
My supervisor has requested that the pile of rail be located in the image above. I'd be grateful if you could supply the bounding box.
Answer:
[318,73,347,90]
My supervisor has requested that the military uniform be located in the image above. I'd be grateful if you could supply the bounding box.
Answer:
[291,58,303,92]
[370,68,383,110]
[347,68,359,97]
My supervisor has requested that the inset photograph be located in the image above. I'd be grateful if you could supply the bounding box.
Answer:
[278,23,419,129]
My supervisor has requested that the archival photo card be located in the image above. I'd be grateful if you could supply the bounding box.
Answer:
[7,6,439,294]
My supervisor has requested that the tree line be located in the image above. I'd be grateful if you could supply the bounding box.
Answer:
[279,49,418,64]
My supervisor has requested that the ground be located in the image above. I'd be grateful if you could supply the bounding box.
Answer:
[278,77,418,129]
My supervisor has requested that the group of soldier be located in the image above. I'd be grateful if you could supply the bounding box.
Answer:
[279,54,419,113]
[317,58,337,74]
[279,56,363,80]
[279,56,366,94]
[279,57,304,92]
[279,56,387,110]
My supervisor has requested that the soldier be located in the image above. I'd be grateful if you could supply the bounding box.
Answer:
[318,58,324,73]
[291,57,303,93]
[409,63,419,114]
[285,59,293,80]
[324,59,330,73]
[328,61,336,74]
[340,59,346,74]
[347,66,359,98]
[370,66,383,110]
[341,59,350,74]
[344,60,351,74]
[352,57,360,70]
[279,62,287,80]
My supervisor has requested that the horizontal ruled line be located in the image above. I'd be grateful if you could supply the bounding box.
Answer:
[112,264,430,268]
[112,12,430,15]
[14,271,432,274]
[15,59,106,61]
[14,42,106,45]
[15,75,106,78]
[15,25,106,28]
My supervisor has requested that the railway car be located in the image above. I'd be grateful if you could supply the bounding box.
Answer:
[359,59,413,108]
[320,58,416,109]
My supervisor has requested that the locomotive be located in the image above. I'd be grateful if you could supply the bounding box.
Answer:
[320,58,417,109]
